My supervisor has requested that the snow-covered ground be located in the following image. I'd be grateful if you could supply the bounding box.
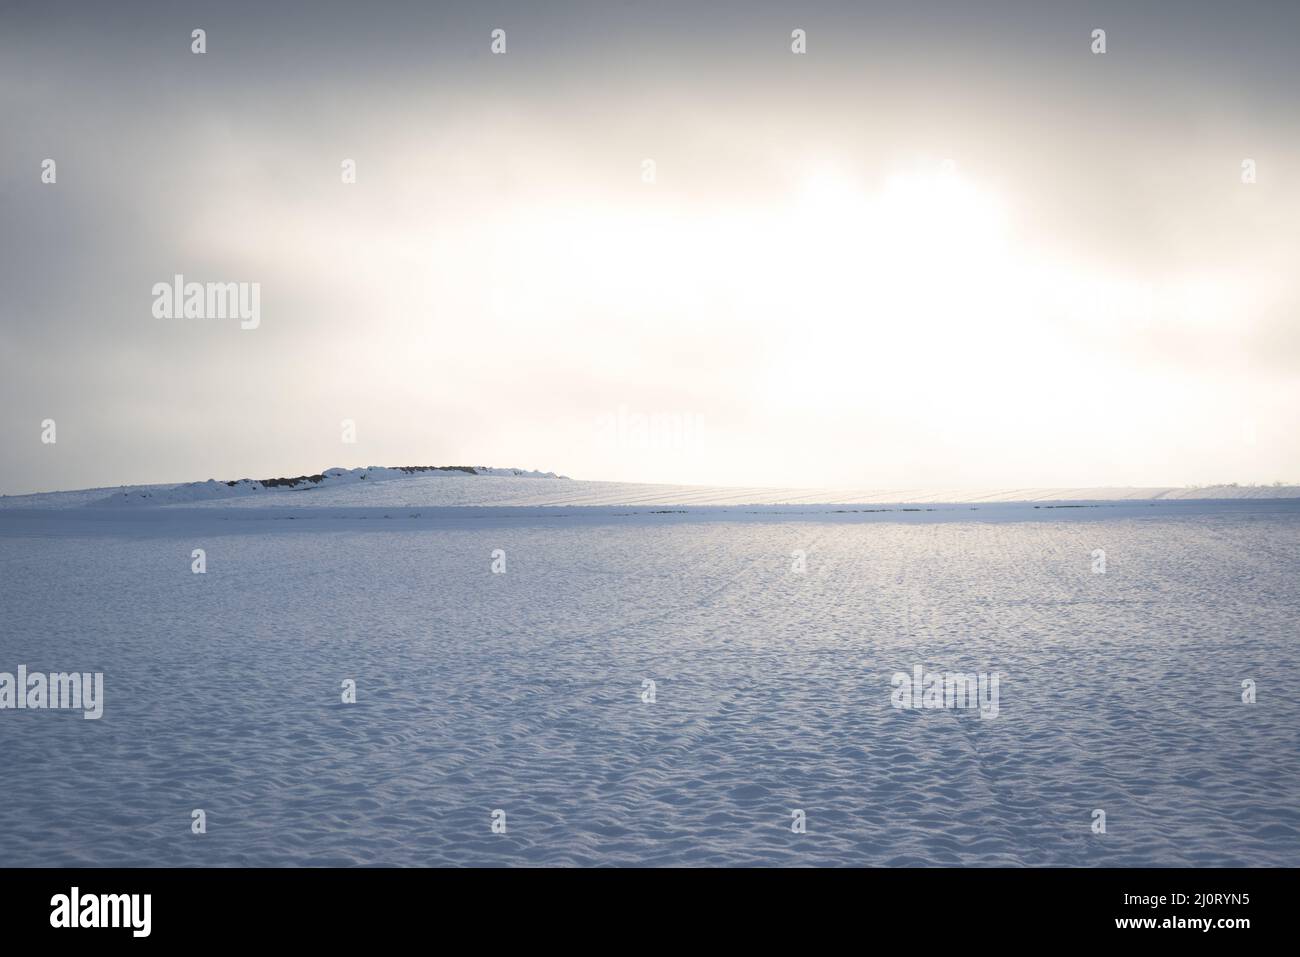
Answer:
[1,473,1297,866]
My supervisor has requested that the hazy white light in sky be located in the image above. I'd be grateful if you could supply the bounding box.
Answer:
[2,2,1297,494]
[227,146,1286,492]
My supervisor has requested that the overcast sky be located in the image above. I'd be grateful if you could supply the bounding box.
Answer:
[2,0,1297,494]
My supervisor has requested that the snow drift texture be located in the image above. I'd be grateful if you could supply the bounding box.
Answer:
[1,472,1297,866]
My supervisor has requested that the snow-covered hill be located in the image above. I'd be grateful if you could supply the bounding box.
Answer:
[0,465,567,508]
[2,467,1297,510]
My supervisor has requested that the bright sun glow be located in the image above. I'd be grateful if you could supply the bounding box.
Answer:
[789,166,1013,326]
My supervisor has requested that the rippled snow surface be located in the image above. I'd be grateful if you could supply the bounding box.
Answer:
[2,506,1298,866]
